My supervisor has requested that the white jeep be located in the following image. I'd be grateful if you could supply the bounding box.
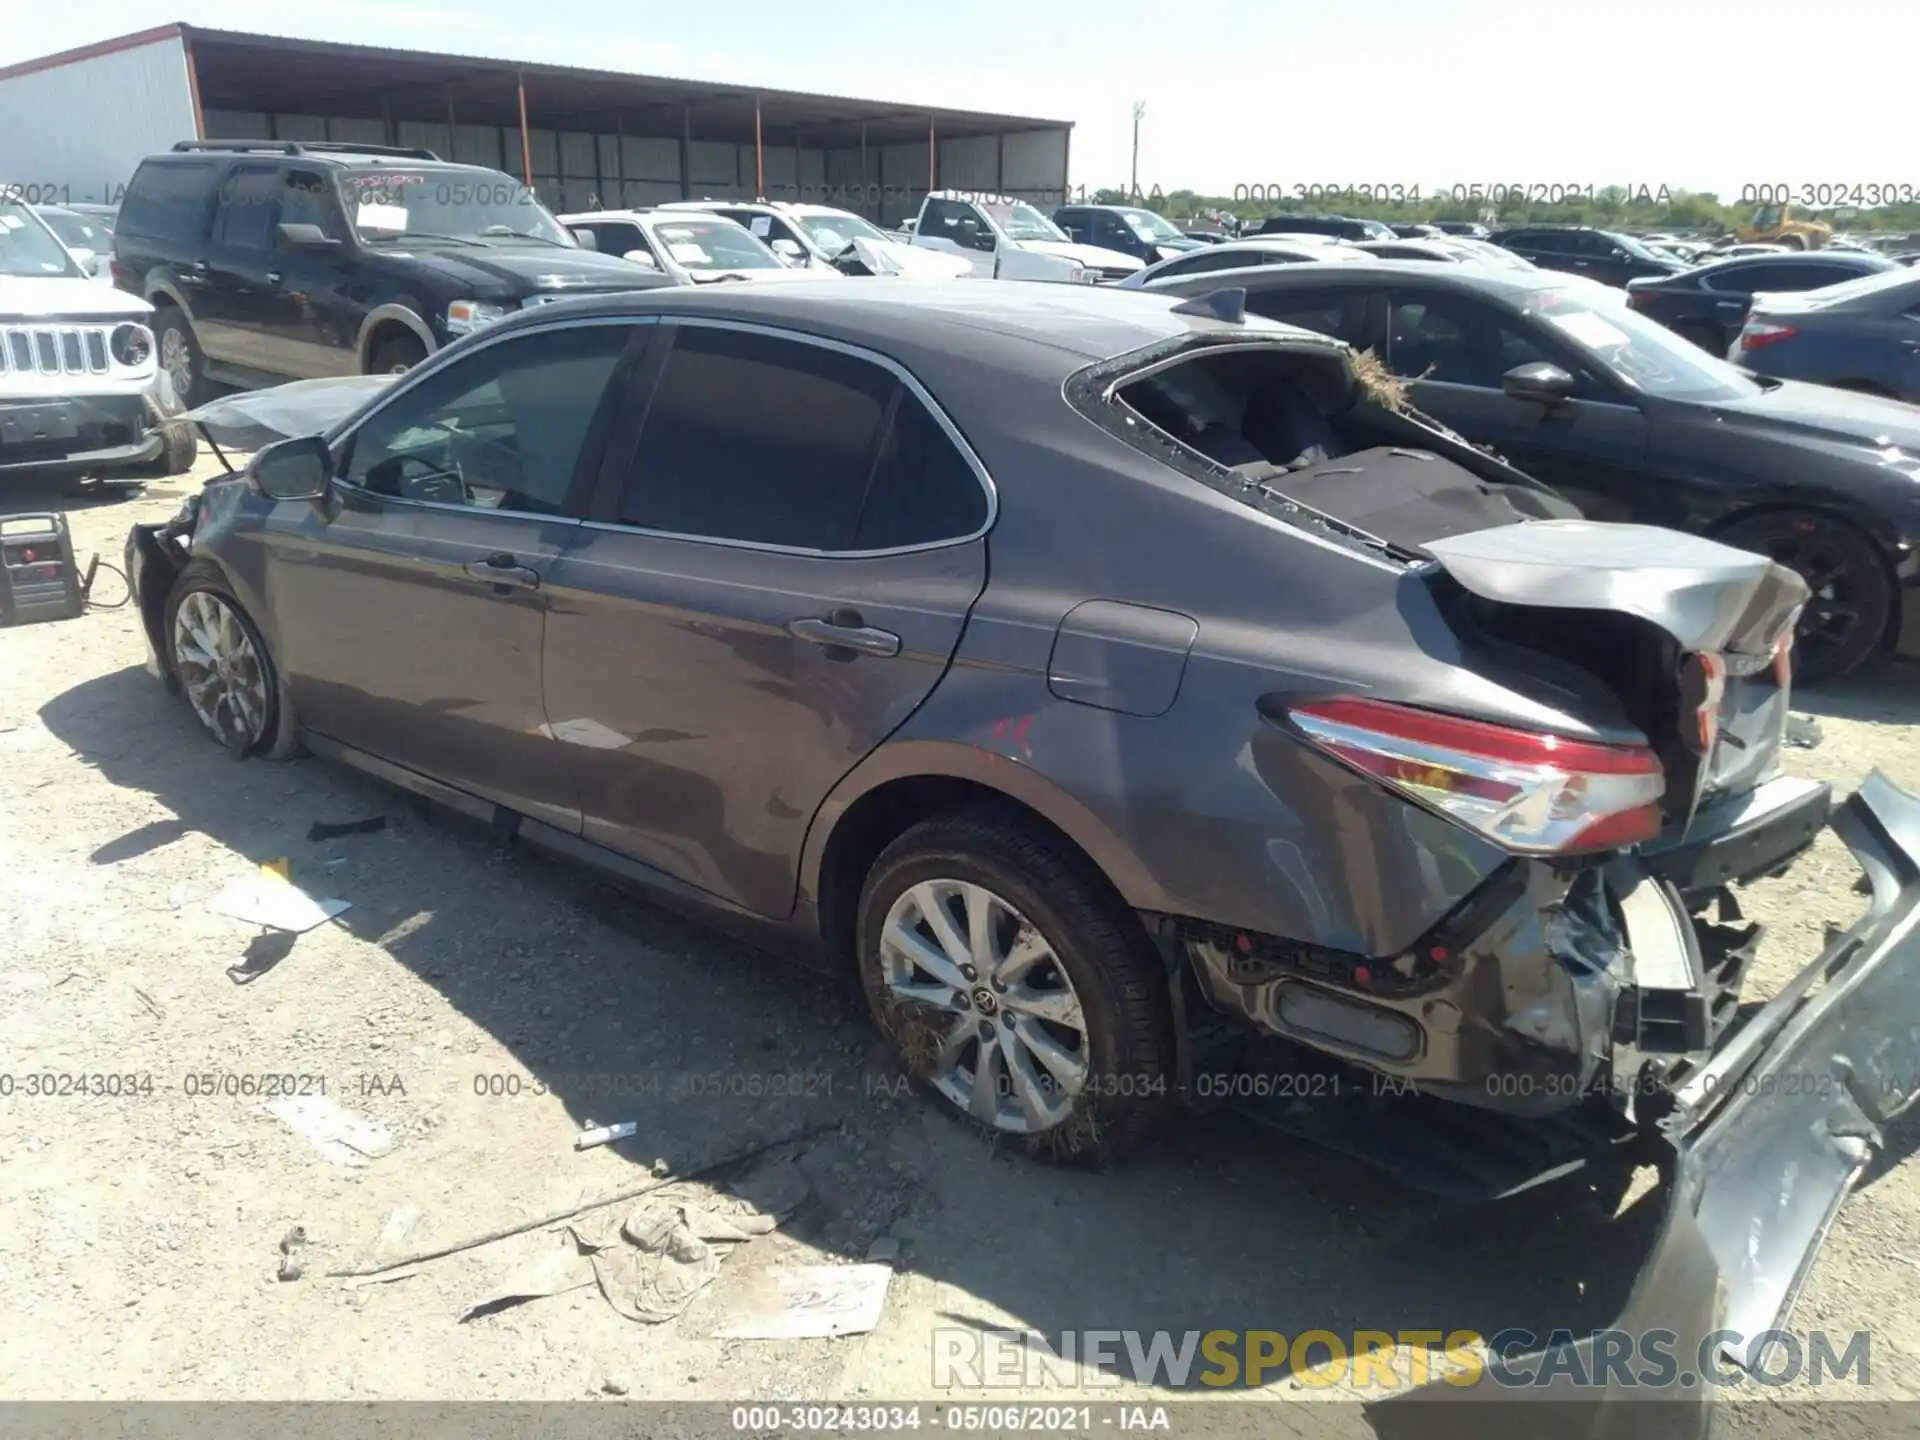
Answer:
[1,195,193,488]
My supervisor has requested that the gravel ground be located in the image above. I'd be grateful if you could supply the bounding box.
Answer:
[4,462,1920,1432]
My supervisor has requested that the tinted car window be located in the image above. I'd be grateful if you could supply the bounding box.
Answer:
[618,325,895,549]
[1504,231,1567,253]
[1245,287,1371,346]
[278,170,345,241]
[341,322,634,513]
[119,159,218,242]
[923,198,994,252]
[1387,291,1555,388]
[854,395,988,549]
[583,220,646,257]
[214,165,281,251]
[1736,262,1859,292]
[1159,249,1279,279]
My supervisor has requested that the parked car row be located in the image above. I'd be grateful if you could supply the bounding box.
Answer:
[126,276,1920,1429]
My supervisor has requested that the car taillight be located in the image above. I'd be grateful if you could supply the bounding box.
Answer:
[1287,696,1666,856]
[1738,319,1799,351]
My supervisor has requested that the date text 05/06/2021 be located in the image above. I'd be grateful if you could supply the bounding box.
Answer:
[0,1071,407,1100]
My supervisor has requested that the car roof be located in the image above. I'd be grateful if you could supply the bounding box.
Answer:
[1151,257,1561,302]
[136,146,514,177]
[488,277,1330,369]
[561,208,751,228]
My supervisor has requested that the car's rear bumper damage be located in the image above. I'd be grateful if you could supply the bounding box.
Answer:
[1395,770,1920,1435]
[1175,771,1835,1169]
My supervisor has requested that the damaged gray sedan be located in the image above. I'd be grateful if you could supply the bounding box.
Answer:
[128,281,1920,1422]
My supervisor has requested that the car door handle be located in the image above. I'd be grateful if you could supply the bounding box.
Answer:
[788,615,901,657]
[463,554,540,591]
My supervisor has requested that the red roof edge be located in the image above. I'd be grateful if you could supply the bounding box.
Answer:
[0,23,187,83]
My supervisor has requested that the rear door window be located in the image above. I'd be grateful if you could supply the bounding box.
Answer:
[119,160,219,242]
[853,393,989,549]
[213,164,282,251]
[616,324,895,550]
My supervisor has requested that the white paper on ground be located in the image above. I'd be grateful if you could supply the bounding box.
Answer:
[206,875,350,932]
[712,1262,893,1339]
[265,1093,394,1166]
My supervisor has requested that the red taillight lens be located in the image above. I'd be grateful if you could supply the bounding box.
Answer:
[1288,696,1666,856]
[1737,320,1799,351]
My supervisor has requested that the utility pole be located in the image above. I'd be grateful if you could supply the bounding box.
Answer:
[1130,101,1145,204]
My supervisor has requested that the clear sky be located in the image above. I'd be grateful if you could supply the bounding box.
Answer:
[8,0,1912,202]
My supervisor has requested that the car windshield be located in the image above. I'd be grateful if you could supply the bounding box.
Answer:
[790,211,891,253]
[1119,207,1183,242]
[341,171,575,246]
[648,219,783,272]
[36,208,109,253]
[1527,289,1762,402]
[983,200,1066,241]
[0,200,82,278]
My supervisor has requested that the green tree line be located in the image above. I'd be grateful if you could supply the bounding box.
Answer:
[1089,184,1920,236]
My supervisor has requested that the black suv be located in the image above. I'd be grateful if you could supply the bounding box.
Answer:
[1255,214,1395,241]
[1051,204,1204,263]
[1489,225,1686,288]
[111,141,670,408]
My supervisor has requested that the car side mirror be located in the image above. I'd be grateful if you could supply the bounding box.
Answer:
[770,238,805,261]
[69,246,100,275]
[622,249,659,269]
[1503,362,1577,405]
[569,227,599,250]
[250,434,332,501]
[277,222,342,252]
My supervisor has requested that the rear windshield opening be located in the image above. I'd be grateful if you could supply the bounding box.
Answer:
[1114,347,1359,471]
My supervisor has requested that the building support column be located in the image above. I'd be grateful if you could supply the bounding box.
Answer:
[516,71,534,187]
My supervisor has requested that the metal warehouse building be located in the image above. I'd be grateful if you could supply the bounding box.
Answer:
[0,23,1071,227]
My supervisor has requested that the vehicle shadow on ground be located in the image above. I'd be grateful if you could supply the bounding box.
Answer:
[42,663,1674,1408]
[1793,655,1920,726]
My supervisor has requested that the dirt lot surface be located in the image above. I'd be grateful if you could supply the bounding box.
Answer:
[5,460,1920,1434]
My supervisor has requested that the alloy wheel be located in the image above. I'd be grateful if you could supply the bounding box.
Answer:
[172,591,269,750]
[878,879,1090,1134]
[1766,531,1864,669]
[160,328,193,404]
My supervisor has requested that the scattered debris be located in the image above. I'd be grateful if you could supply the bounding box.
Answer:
[371,1204,422,1261]
[1785,713,1824,749]
[576,1121,638,1151]
[650,1157,672,1177]
[568,1153,811,1324]
[459,1240,594,1320]
[324,1122,835,1280]
[227,930,297,985]
[307,816,388,842]
[265,1094,394,1167]
[207,870,350,933]
[276,1225,308,1282]
[132,986,166,1020]
[712,1263,894,1340]
[865,1237,901,1264]
[602,1374,632,1397]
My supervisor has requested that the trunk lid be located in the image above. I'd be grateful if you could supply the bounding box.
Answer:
[1425,519,1808,830]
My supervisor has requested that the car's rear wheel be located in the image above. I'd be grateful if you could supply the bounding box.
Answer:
[1716,510,1892,685]
[856,808,1174,1163]
[370,333,428,376]
[164,569,302,758]
[153,308,205,411]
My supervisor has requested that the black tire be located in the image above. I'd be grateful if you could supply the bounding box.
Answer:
[1675,320,1725,356]
[162,563,303,759]
[152,307,206,411]
[369,333,429,376]
[149,419,198,477]
[856,806,1174,1164]
[1716,511,1892,686]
